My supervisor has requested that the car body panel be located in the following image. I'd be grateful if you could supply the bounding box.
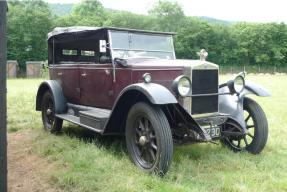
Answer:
[79,64,114,109]
[49,64,80,104]
[219,86,246,130]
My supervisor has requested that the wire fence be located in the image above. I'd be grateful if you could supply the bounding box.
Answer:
[219,65,287,74]
[9,64,287,79]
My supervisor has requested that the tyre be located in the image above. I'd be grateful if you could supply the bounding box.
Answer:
[221,97,268,154]
[125,102,173,176]
[41,91,63,133]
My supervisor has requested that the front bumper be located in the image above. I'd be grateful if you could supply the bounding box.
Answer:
[194,113,229,127]
[193,113,229,140]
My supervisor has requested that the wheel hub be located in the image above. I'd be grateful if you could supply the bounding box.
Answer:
[139,136,148,146]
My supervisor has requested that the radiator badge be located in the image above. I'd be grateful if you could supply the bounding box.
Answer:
[197,49,208,61]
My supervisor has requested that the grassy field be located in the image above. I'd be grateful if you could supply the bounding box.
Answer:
[7,75,287,192]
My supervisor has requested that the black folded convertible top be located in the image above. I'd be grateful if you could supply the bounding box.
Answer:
[47,26,175,40]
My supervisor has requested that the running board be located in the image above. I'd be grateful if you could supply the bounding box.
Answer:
[56,114,104,133]
[79,109,110,130]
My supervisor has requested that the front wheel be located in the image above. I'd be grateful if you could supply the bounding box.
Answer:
[125,102,173,176]
[221,97,268,154]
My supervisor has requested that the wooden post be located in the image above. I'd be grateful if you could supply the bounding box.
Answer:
[0,1,7,192]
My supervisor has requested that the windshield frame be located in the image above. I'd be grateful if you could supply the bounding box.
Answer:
[108,30,176,60]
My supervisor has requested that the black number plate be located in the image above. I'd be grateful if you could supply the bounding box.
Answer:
[204,127,221,138]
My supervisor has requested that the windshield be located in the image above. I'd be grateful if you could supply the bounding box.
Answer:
[109,31,175,60]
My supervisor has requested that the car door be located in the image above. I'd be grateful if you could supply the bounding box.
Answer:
[79,63,114,109]
[49,63,80,104]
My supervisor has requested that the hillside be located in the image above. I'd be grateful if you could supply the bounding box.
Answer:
[199,16,235,25]
[49,3,73,16]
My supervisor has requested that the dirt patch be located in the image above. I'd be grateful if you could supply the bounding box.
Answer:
[8,131,61,192]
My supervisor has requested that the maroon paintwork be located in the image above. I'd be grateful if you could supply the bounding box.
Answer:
[50,64,80,103]
[49,59,192,109]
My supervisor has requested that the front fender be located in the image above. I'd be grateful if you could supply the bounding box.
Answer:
[219,86,246,129]
[103,83,177,134]
[120,83,178,104]
[219,82,270,130]
[240,81,271,97]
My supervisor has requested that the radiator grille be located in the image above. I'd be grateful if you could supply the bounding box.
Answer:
[191,69,218,114]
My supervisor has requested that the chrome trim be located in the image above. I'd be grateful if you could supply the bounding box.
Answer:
[182,61,220,115]
[108,30,116,82]
[189,92,230,97]
[192,112,222,119]
[183,97,191,114]
[108,30,176,60]
[112,48,174,53]
[171,35,176,59]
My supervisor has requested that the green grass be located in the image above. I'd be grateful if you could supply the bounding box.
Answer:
[7,75,287,192]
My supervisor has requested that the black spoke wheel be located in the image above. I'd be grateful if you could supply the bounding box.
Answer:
[41,91,63,133]
[126,102,173,176]
[221,97,268,154]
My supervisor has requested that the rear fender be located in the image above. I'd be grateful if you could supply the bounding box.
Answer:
[36,80,67,114]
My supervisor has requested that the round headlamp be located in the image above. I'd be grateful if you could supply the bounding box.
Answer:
[234,75,245,93]
[227,74,245,94]
[172,76,191,97]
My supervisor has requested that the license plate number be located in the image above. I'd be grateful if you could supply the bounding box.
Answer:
[205,127,220,138]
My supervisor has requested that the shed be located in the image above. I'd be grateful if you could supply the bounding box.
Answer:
[6,60,17,78]
[26,61,43,78]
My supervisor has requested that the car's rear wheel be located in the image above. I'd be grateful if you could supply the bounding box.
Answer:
[41,91,63,133]
[221,97,268,154]
[125,102,173,176]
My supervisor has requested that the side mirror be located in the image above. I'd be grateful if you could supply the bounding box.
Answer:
[99,40,107,53]
[114,58,128,67]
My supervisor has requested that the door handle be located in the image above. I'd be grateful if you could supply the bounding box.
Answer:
[57,72,63,76]
[81,73,87,77]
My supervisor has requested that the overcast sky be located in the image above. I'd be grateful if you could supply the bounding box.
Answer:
[45,0,287,23]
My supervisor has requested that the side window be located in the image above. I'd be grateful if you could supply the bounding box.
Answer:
[59,49,97,64]
[62,49,77,56]
[79,50,97,63]
[81,50,95,57]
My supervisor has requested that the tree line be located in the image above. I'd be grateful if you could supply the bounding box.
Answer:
[7,0,287,71]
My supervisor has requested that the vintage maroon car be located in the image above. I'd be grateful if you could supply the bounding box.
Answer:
[36,27,270,175]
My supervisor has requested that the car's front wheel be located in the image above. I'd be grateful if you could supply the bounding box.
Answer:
[125,102,173,176]
[221,97,268,154]
[41,91,63,133]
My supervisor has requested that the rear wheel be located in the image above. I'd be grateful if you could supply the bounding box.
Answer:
[125,102,173,176]
[221,97,268,154]
[41,91,63,133]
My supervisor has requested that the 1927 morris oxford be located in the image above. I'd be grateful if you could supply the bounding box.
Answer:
[36,26,270,175]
